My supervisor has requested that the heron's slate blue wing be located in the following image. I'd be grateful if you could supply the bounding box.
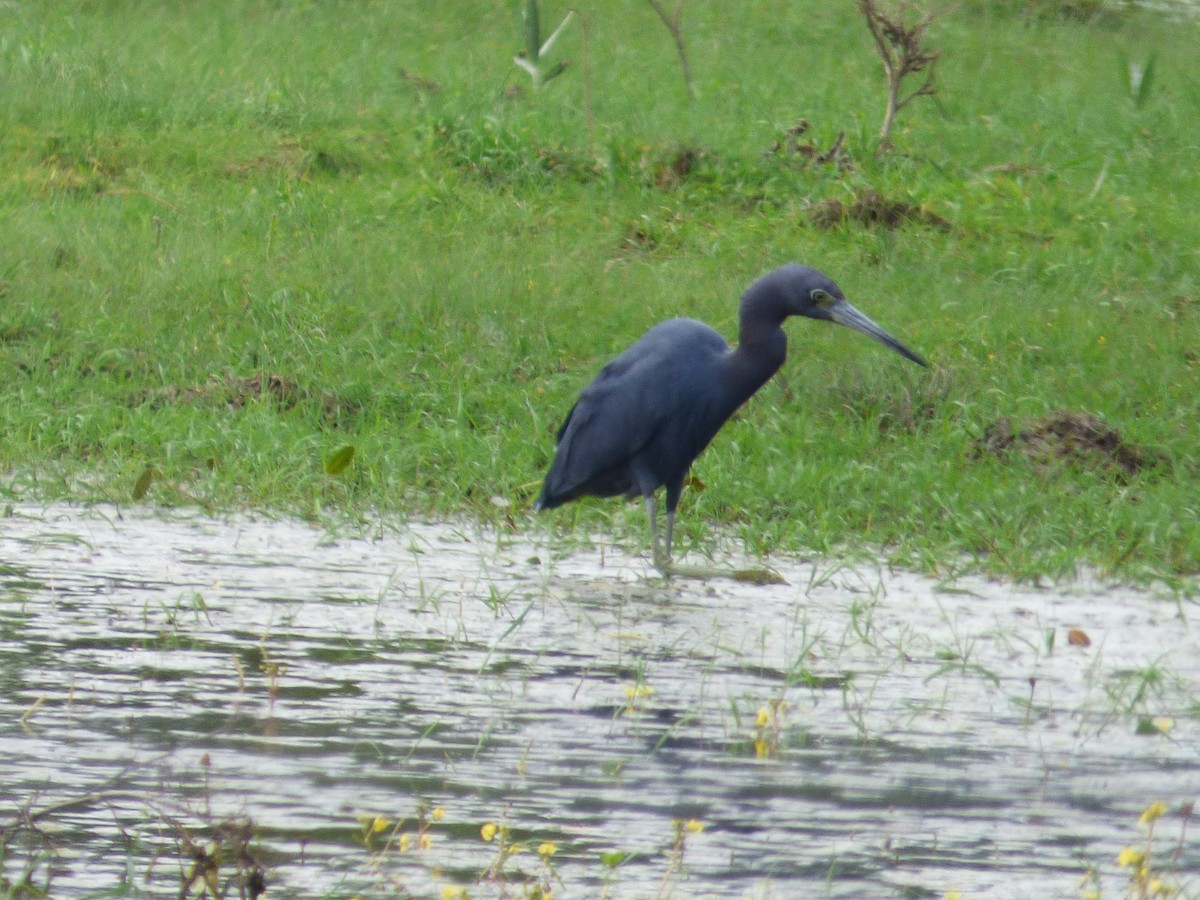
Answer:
[538,319,730,507]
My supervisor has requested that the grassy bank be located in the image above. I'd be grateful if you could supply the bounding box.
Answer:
[1,0,1198,585]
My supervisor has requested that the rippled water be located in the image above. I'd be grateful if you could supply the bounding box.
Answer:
[1,503,1197,898]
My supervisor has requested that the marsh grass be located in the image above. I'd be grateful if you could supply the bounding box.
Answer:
[0,786,268,899]
[1,0,1198,584]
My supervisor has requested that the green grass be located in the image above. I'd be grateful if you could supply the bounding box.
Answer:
[1,0,1198,585]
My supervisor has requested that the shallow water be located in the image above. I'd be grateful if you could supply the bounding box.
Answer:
[1,503,1197,898]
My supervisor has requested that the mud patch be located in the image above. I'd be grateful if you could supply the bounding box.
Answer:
[976,409,1166,479]
[398,68,441,94]
[810,189,951,231]
[223,140,311,179]
[138,373,352,422]
[654,146,701,190]
[25,155,117,197]
[765,120,851,170]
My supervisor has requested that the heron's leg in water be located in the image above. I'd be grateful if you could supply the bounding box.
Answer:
[646,496,783,584]
[645,496,667,571]
[662,510,786,585]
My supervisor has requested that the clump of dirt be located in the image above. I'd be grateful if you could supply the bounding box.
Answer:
[173,374,300,408]
[765,120,851,171]
[976,410,1166,480]
[223,140,311,179]
[140,374,352,423]
[810,189,951,231]
[655,147,700,190]
[398,68,441,94]
[26,156,114,197]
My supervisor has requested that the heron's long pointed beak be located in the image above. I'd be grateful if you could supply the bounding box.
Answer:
[829,299,928,367]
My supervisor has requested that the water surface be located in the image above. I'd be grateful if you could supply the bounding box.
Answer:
[1,504,1197,898]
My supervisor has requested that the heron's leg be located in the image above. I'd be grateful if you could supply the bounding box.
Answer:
[657,510,785,584]
[649,495,782,584]
[645,495,668,572]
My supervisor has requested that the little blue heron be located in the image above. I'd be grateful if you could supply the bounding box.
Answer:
[535,263,927,578]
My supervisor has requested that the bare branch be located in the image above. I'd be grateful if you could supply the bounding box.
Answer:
[857,0,942,143]
[645,0,695,101]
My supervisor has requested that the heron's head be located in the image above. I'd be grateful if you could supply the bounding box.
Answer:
[774,263,928,367]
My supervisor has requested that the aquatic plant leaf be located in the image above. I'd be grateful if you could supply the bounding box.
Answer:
[324,444,356,476]
[600,850,635,868]
[132,465,154,500]
[540,59,570,84]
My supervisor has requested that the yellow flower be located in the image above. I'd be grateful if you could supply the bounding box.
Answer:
[1148,879,1166,896]
[625,684,653,700]
[684,818,705,834]
[419,833,433,850]
[440,887,465,899]
[431,806,446,822]
[1117,845,1144,868]
[1152,717,1175,734]
[481,822,498,842]
[754,739,770,759]
[537,841,557,857]
[371,816,390,833]
[398,833,411,852]
[755,706,771,728]
[946,892,962,900]
[1139,801,1168,825]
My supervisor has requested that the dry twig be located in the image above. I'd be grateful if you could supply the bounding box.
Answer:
[858,0,941,143]
[645,0,695,100]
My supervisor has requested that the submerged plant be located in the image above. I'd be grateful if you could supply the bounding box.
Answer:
[479,816,562,897]
[753,699,786,759]
[353,802,445,894]
[655,818,705,897]
[1109,800,1191,900]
